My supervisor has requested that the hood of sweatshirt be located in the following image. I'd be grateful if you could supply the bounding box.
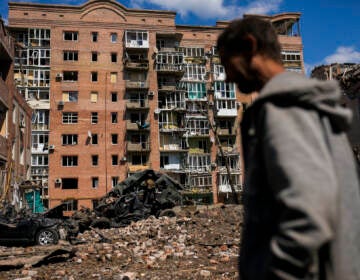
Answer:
[251,72,352,132]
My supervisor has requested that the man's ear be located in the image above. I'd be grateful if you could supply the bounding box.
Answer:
[241,34,257,55]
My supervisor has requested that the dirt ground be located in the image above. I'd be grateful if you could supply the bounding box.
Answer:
[0,204,242,280]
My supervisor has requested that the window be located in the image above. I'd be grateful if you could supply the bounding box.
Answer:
[92,177,99,189]
[62,112,78,124]
[111,92,117,102]
[111,134,118,144]
[62,91,78,102]
[111,53,117,63]
[131,154,147,165]
[91,112,98,124]
[92,199,99,209]
[92,52,98,62]
[63,71,78,81]
[110,33,117,43]
[111,112,118,123]
[178,47,205,57]
[62,134,78,145]
[92,155,98,166]
[31,155,48,166]
[181,82,206,99]
[91,72,98,82]
[112,155,118,165]
[111,177,119,188]
[62,199,78,210]
[214,82,236,99]
[63,31,78,41]
[91,134,98,144]
[183,64,206,81]
[91,32,98,42]
[110,72,117,83]
[90,91,98,103]
[62,156,78,166]
[63,51,78,61]
[32,133,49,150]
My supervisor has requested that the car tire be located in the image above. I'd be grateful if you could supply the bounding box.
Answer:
[36,228,59,246]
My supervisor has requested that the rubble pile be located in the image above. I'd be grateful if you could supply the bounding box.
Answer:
[0,204,242,280]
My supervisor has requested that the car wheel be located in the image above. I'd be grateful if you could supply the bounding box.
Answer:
[36,228,59,245]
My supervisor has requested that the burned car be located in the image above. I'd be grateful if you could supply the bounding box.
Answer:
[68,169,184,232]
[0,203,67,246]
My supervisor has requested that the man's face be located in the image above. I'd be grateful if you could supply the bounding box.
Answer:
[221,51,263,94]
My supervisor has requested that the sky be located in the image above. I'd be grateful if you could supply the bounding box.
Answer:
[1,0,359,75]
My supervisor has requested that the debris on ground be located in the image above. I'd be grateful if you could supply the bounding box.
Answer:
[0,204,243,280]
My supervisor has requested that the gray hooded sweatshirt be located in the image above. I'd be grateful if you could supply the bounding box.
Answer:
[239,72,360,280]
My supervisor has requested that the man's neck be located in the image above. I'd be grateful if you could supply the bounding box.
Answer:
[253,55,285,83]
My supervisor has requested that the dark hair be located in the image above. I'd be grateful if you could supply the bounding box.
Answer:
[217,16,282,63]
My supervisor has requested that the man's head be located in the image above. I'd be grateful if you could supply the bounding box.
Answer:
[217,16,283,93]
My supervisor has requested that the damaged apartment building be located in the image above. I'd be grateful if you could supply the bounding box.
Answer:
[0,17,32,206]
[7,0,304,210]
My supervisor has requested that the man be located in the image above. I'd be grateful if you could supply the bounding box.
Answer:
[217,17,360,279]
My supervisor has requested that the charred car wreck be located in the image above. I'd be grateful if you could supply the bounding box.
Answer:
[68,169,184,234]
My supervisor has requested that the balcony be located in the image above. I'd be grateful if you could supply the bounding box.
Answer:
[218,146,239,155]
[126,99,149,110]
[125,80,149,89]
[216,108,238,117]
[127,142,150,152]
[217,128,236,136]
[124,60,149,71]
[128,164,151,173]
[160,144,188,152]
[32,123,49,131]
[159,123,186,133]
[156,64,185,75]
[126,120,150,131]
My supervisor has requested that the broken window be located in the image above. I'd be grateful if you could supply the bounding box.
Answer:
[91,134,98,145]
[91,112,98,124]
[63,51,78,61]
[92,155,99,166]
[62,179,78,190]
[111,134,118,144]
[111,177,119,188]
[187,154,211,171]
[63,199,78,210]
[29,28,50,47]
[182,64,206,81]
[214,82,235,99]
[63,31,78,41]
[111,112,118,123]
[186,118,209,135]
[63,71,78,81]
[62,134,78,145]
[92,52,98,62]
[111,52,117,63]
[131,154,147,165]
[62,156,78,166]
[31,133,49,150]
[112,155,118,165]
[62,112,78,124]
[178,47,205,57]
[31,154,48,166]
[91,72,98,82]
[125,30,149,48]
[62,91,78,102]
[91,32,98,42]
[212,64,226,81]
[92,177,99,189]
[111,92,118,102]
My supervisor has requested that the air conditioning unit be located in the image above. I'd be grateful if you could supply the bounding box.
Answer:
[121,156,127,162]
[48,145,55,150]
[55,178,62,184]
[154,108,161,114]
[208,101,214,106]
[148,91,155,96]
[55,73,63,81]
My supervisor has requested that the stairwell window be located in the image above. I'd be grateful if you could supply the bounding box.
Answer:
[91,32,98,42]
[111,177,119,188]
[91,112,98,124]
[111,112,118,123]
[112,155,118,165]
[111,53,117,63]
[90,91,98,103]
[92,52,98,62]
[91,134,98,145]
